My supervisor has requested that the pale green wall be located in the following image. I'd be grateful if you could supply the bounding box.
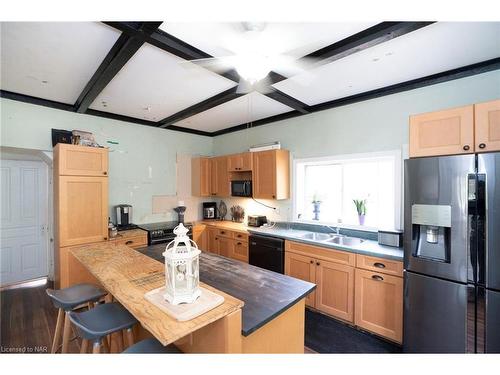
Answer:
[213,70,500,157]
[212,70,500,225]
[0,98,213,223]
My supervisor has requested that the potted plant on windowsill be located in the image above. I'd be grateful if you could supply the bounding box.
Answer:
[311,193,322,221]
[353,199,367,225]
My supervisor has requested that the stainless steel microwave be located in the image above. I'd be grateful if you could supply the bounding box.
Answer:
[231,180,252,197]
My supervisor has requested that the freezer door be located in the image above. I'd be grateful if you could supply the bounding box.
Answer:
[404,271,469,353]
[477,152,500,291]
[486,289,500,353]
[404,155,475,283]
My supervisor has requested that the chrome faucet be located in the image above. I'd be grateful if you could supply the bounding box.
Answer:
[324,225,340,236]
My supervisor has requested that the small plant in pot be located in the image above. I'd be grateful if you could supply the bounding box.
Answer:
[353,199,367,225]
[311,193,322,221]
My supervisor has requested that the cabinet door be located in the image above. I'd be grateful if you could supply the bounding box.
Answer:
[315,259,354,322]
[227,154,242,172]
[231,240,248,262]
[409,105,474,158]
[354,268,403,343]
[211,157,229,197]
[56,144,108,176]
[200,158,211,196]
[285,252,316,307]
[207,227,218,254]
[240,152,253,171]
[217,236,233,258]
[58,176,108,247]
[253,150,277,199]
[475,99,500,153]
[193,224,207,251]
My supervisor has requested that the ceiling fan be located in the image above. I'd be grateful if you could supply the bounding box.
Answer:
[181,22,318,94]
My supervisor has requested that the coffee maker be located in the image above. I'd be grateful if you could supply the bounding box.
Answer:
[203,202,217,220]
[115,204,136,230]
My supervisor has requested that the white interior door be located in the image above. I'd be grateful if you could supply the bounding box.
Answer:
[1,160,48,286]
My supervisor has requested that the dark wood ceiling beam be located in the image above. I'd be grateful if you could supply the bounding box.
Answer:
[74,21,162,113]
[158,86,244,128]
[104,22,241,83]
[212,57,500,136]
[263,89,310,114]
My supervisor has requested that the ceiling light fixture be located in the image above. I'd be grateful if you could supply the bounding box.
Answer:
[234,55,272,84]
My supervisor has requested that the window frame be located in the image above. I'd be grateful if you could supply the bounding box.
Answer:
[292,149,402,232]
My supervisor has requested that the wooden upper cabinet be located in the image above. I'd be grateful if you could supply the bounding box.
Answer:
[228,152,253,171]
[191,157,211,197]
[57,176,108,247]
[475,99,500,153]
[209,157,230,197]
[253,150,290,200]
[409,105,474,158]
[285,251,316,307]
[55,144,109,176]
[315,259,354,323]
[354,268,403,343]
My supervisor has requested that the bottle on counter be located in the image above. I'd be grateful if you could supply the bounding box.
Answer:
[108,217,118,239]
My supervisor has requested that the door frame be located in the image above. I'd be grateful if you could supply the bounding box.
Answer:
[1,149,53,284]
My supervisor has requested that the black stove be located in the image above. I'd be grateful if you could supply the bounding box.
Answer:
[138,221,192,245]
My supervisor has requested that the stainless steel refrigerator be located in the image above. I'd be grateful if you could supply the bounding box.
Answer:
[404,153,500,353]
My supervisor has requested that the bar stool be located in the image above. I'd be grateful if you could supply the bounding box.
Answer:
[122,338,182,354]
[68,302,138,353]
[46,283,107,353]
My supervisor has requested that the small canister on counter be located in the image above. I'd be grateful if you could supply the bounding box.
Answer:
[378,229,403,247]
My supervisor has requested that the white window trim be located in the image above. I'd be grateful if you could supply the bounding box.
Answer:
[292,149,403,232]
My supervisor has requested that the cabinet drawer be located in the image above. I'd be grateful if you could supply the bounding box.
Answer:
[216,228,233,238]
[113,236,148,249]
[356,254,403,277]
[233,231,248,242]
[285,240,355,266]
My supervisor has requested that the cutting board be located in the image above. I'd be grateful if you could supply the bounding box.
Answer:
[144,286,224,321]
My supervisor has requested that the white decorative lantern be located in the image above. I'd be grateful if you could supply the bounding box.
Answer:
[162,223,201,305]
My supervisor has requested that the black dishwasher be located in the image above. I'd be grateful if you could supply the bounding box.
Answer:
[249,234,285,274]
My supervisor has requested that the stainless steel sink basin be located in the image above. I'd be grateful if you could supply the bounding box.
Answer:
[325,236,364,246]
[297,232,334,241]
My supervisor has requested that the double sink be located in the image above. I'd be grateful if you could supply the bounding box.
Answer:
[296,232,365,247]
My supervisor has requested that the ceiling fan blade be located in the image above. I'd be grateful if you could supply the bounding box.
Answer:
[236,79,253,94]
[179,56,236,74]
[253,76,275,94]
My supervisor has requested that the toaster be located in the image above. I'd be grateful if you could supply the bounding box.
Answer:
[378,229,403,247]
[247,215,267,227]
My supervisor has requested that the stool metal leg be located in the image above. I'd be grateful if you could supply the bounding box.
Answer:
[51,308,64,353]
[125,328,134,348]
[61,311,72,353]
[80,339,89,354]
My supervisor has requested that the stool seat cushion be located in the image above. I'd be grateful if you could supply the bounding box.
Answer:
[123,338,182,354]
[69,302,137,342]
[46,284,107,310]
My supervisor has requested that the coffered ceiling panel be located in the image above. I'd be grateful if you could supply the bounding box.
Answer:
[160,22,378,59]
[89,43,237,121]
[0,22,120,104]
[273,22,500,106]
[173,92,293,132]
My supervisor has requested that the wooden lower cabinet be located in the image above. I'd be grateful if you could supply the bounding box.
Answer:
[354,268,403,343]
[207,227,218,254]
[285,252,316,307]
[217,236,233,257]
[315,260,354,322]
[193,224,208,251]
[231,241,249,262]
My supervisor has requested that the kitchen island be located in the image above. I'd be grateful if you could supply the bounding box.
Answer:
[71,242,315,353]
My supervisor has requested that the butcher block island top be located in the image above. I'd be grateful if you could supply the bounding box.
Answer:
[70,242,243,347]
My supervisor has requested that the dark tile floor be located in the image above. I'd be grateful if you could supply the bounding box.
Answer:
[305,308,402,353]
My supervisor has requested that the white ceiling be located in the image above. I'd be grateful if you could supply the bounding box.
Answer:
[273,22,500,106]
[160,22,378,59]
[0,22,120,104]
[173,91,293,132]
[89,43,237,121]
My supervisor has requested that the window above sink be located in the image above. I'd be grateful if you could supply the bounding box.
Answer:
[292,150,402,231]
